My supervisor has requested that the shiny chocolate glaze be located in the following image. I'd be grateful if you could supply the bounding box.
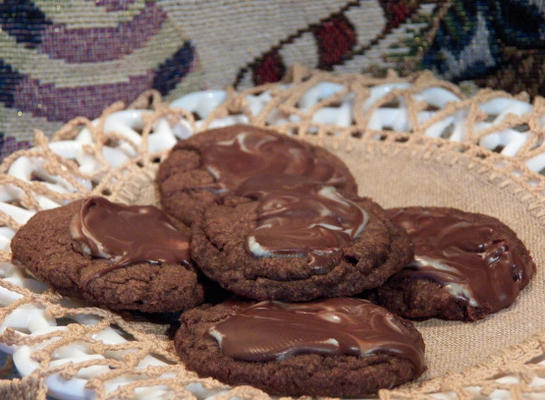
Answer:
[208,298,425,374]
[199,129,348,193]
[236,174,368,271]
[388,208,533,311]
[70,197,190,285]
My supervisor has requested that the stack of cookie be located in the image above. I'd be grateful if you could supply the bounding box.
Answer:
[10,125,536,397]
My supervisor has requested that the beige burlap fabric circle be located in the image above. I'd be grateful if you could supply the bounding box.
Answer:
[1,67,544,399]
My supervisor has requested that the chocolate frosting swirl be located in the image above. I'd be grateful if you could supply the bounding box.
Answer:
[389,208,533,311]
[70,197,190,284]
[199,129,348,193]
[236,174,368,270]
[208,298,425,374]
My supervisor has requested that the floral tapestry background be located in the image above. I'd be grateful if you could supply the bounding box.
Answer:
[1,0,544,158]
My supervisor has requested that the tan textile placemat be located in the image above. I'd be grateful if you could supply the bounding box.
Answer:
[1,67,545,399]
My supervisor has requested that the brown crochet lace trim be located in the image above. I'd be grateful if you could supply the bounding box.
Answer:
[1,66,545,399]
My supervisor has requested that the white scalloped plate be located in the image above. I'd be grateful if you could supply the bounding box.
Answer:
[1,77,545,400]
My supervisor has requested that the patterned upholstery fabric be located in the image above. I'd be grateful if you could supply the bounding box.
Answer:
[0,0,544,158]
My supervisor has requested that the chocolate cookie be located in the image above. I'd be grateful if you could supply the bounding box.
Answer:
[11,197,204,313]
[175,298,426,397]
[156,124,358,226]
[191,174,412,301]
[371,207,536,321]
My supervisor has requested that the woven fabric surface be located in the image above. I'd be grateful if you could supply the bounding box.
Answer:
[1,68,545,399]
[2,0,545,159]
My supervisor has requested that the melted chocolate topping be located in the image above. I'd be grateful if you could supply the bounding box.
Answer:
[389,208,532,311]
[70,197,190,285]
[236,175,368,271]
[199,129,347,193]
[209,298,425,374]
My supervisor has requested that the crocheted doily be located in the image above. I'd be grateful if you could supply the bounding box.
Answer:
[1,66,545,399]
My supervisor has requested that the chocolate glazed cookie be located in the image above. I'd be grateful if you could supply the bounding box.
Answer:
[11,197,204,313]
[371,207,536,321]
[175,298,426,397]
[191,175,412,301]
[156,124,358,226]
